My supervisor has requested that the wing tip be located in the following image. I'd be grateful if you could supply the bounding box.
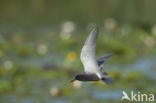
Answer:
[88,24,98,33]
[107,53,113,57]
[92,25,98,32]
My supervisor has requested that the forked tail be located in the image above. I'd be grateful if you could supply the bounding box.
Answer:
[102,76,113,84]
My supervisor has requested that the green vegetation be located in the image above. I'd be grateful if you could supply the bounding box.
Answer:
[0,1,156,103]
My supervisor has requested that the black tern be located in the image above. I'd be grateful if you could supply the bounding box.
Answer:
[71,26,113,84]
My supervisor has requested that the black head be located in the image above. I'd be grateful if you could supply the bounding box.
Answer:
[75,74,84,80]
[70,74,83,82]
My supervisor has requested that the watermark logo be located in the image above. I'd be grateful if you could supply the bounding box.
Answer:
[121,91,154,102]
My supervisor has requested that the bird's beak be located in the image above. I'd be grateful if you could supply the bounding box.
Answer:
[70,79,76,83]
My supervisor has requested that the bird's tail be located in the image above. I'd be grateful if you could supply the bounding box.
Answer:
[101,76,113,84]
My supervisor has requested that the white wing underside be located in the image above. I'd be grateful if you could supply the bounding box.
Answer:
[80,27,102,78]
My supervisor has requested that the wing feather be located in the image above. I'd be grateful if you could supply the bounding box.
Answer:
[97,54,112,71]
[80,27,101,75]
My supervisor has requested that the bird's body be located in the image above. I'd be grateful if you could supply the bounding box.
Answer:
[71,26,113,84]
[74,74,99,81]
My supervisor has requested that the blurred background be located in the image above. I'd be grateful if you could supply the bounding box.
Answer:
[0,0,156,103]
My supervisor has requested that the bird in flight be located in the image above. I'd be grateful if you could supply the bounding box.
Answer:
[70,26,113,84]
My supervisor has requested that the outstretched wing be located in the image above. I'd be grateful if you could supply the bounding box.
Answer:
[80,27,101,75]
[97,54,112,71]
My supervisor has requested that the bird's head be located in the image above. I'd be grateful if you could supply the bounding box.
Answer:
[70,75,83,82]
